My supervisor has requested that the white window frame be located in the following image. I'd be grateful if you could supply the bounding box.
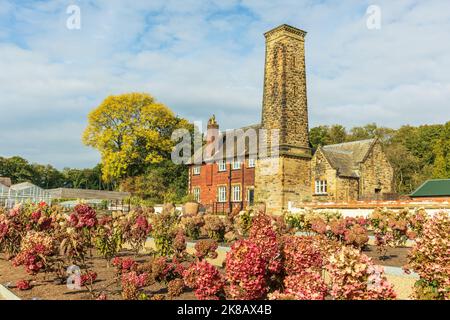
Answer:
[231,159,241,170]
[217,186,227,203]
[193,187,200,202]
[231,185,241,202]
[315,180,327,195]
[193,166,201,175]
[248,158,256,168]
[218,160,227,172]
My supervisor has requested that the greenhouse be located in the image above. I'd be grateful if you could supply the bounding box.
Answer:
[0,182,10,207]
[0,182,52,208]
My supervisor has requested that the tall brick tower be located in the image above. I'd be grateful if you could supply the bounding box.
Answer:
[255,24,312,213]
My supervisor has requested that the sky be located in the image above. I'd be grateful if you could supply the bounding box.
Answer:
[0,0,449,169]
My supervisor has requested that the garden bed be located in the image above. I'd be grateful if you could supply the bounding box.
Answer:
[0,250,196,300]
[0,238,411,300]
[363,245,409,268]
[184,238,410,268]
[1,203,447,300]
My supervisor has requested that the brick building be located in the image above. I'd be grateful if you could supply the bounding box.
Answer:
[188,24,394,213]
[188,117,259,213]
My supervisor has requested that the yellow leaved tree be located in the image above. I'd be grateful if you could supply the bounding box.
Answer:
[83,93,191,181]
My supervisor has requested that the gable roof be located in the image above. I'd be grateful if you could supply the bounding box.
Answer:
[410,179,450,197]
[189,123,261,164]
[320,139,376,178]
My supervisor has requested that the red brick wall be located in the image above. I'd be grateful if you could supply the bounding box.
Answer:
[189,160,255,213]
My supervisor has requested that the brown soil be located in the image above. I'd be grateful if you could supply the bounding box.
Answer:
[0,250,196,300]
[363,245,410,268]
[0,243,411,300]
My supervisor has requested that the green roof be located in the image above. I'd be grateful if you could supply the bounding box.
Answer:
[410,179,450,197]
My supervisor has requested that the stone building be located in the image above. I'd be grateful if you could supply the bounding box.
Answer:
[311,139,394,202]
[188,24,394,213]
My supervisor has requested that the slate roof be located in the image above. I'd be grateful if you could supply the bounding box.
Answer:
[410,179,450,197]
[320,139,376,178]
[189,122,378,174]
[189,124,261,164]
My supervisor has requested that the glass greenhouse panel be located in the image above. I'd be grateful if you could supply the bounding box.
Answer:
[4,182,52,207]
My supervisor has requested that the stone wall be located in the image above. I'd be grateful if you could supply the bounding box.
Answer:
[336,177,360,201]
[310,149,337,202]
[359,141,394,199]
[255,156,311,213]
[254,157,284,213]
[261,24,310,150]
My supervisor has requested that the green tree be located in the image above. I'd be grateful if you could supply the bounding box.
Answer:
[310,126,330,148]
[120,160,188,203]
[0,156,35,184]
[432,122,450,179]
[327,125,347,145]
[348,123,394,143]
[31,164,65,189]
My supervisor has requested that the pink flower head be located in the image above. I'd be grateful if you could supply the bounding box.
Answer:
[31,210,41,223]
[16,280,32,291]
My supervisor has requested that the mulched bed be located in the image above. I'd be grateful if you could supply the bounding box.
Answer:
[363,245,410,268]
[0,250,196,300]
[0,242,411,300]
[185,238,411,268]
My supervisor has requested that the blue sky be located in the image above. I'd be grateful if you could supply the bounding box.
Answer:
[0,0,449,169]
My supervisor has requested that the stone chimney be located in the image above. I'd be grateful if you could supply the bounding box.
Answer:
[255,24,312,214]
[206,115,219,144]
[204,115,220,160]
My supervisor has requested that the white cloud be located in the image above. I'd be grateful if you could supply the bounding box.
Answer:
[0,0,449,169]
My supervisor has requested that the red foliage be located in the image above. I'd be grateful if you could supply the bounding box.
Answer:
[69,204,98,229]
[404,211,450,300]
[194,239,218,260]
[112,257,138,275]
[121,271,149,300]
[80,271,98,286]
[225,239,267,300]
[248,214,281,274]
[12,231,55,275]
[16,279,32,291]
[184,260,224,300]
[269,271,327,300]
[326,246,396,300]
[281,236,323,275]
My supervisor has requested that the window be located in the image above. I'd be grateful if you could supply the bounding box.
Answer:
[193,166,201,175]
[231,159,241,170]
[247,187,255,206]
[217,186,227,203]
[315,180,327,195]
[248,158,256,168]
[232,185,241,202]
[218,160,227,172]
[193,187,200,202]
